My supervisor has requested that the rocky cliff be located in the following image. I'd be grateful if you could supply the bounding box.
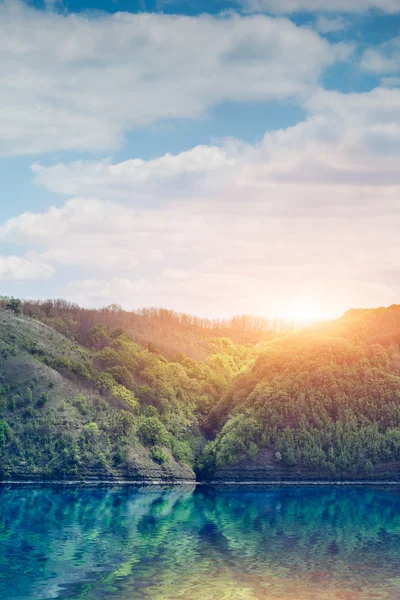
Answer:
[210,450,400,483]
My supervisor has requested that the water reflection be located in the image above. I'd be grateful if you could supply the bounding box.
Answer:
[0,485,399,599]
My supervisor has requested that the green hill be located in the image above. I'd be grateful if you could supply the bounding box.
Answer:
[0,309,197,481]
[0,299,400,482]
[203,307,400,481]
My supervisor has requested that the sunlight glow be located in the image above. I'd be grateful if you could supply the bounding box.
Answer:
[281,301,336,323]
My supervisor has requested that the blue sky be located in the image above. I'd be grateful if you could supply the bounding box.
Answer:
[1,0,400,318]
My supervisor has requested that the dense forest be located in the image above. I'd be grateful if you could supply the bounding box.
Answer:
[0,297,399,481]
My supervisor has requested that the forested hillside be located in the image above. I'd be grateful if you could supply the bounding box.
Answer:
[0,298,399,481]
[16,298,301,359]
[0,299,256,481]
[204,307,400,480]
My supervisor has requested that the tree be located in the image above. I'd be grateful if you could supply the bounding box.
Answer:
[6,298,21,315]
[138,416,169,447]
[106,304,123,314]
[151,446,168,464]
[0,420,11,452]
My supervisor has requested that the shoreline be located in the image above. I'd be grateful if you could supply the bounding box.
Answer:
[1,479,399,486]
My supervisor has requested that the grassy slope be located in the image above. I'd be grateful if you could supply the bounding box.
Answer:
[0,310,194,481]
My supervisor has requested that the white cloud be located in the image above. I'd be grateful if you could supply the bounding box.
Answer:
[32,87,400,201]
[3,86,400,315]
[0,197,208,270]
[304,87,400,157]
[315,16,349,33]
[31,145,239,198]
[0,1,349,155]
[361,37,400,75]
[0,255,54,281]
[382,76,400,87]
[241,0,400,14]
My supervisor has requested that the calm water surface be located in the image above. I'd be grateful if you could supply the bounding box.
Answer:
[0,485,399,600]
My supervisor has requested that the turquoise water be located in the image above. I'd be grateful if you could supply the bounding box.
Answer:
[0,486,399,600]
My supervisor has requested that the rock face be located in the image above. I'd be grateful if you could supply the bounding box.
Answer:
[1,428,196,484]
[2,463,195,484]
[210,450,400,483]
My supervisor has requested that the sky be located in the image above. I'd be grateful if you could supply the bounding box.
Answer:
[1,0,400,319]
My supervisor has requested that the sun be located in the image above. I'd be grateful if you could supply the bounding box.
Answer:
[281,301,335,323]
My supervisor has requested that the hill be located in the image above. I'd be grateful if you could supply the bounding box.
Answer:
[17,299,299,360]
[203,306,400,481]
[0,309,197,481]
[0,299,399,482]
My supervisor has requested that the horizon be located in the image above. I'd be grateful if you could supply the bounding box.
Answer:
[3,293,397,326]
[1,1,400,318]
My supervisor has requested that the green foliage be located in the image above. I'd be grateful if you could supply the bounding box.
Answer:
[71,361,92,380]
[111,385,138,412]
[150,446,168,464]
[96,372,116,393]
[88,324,110,349]
[84,422,100,439]
[25,387,33,405]
[36,392,49,408]
[6,298,21,315]
[74,395,88,414]
[105,366,135,390]
[248,442,258,461]
[2,299,400,482]
[205,311,400,477]
[138,416,169,447]
[171,438,195,466]
[117,411,136,436]
[0,420,11,451]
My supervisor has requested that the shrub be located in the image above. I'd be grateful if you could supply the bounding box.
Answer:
[0,420,11,451]
[138,416,169,447]
[106,366,135,390]
[150,446,168,464]
[6,298,21,315]
[248,442,258,461]
[171,439,194,466]
[84,422,100,440]
[111,385,139,412]
[36,392,49,408]
[114,447,125,467]
[74,395,88,414]
[97,372,116,393]
[71,361,92,379]
[25,387,33,405]
[117,411,136,436]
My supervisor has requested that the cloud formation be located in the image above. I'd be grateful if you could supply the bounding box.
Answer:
[1,86,400,315]
[241,0,400,14]
[0,1,349,155]
[315,16,350,33]
[31,145,239,198]
[361,36,400,75]
[0,255,54,281]
[32,87,400,198]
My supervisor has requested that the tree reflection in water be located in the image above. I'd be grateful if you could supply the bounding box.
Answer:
[0,485,399,600]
